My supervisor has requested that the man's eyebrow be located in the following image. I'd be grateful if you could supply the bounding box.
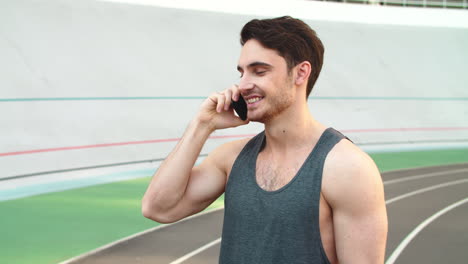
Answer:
[237,61,273,72]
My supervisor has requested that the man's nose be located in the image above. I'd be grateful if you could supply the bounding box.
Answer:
[238,77,254,92]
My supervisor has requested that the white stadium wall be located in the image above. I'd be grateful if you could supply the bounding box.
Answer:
[1,0,467,185]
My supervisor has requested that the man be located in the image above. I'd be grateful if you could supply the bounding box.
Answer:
[142,16,387,263]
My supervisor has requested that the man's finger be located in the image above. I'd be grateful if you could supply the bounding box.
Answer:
[224,90,233,111]
[216,93,225,113]
[232,85,240,101]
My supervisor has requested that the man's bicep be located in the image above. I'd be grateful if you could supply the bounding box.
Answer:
[164,139,248,221]
[333,201,388,263]
[187,138,248,203]
[186,156,227,206]
[168,139,246,220]
[170,148,229,217]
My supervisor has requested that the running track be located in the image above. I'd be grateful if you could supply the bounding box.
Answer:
[63,163,468,264]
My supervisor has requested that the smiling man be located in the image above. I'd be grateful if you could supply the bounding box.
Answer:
[142,16,388,264]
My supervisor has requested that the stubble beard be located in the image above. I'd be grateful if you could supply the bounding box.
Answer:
[256,79,295,124]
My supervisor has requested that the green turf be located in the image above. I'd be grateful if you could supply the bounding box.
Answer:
[371,148,468,172]
[1,147,467,264]
[0,178,154,263]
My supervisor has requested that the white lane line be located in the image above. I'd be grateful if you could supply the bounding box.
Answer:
[169,238,222,264]
[386,178,468,204]
[385,197,468,264]
[383,168,468,185]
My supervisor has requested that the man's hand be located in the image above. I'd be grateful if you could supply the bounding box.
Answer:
[197,85,249,131]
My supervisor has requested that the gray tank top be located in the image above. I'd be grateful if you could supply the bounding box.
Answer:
[219,127,351,264]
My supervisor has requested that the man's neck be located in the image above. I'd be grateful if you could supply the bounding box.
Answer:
[262,102,326,153]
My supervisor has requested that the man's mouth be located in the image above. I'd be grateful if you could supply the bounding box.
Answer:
[246,96,263,104]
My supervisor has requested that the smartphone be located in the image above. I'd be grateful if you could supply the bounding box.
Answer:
[231,95,248,121]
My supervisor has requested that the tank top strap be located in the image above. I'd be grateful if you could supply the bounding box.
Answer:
[238,130,265,163]
[225,131,265,192]
[303,127,351,196]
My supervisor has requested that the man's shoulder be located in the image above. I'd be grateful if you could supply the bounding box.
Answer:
[217,137,253,155]
[208,136,253,173]
[322,138,382,205]
[326,138,377,174]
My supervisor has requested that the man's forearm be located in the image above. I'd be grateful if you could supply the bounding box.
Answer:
[142,118,213,217]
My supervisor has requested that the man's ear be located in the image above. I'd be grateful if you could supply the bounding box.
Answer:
[294,61,311,86]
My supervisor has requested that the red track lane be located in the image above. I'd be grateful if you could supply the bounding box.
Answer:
[1,127,467,157]
[0,134,255,157]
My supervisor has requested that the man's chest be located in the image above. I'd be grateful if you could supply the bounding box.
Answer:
[255,152,309,192]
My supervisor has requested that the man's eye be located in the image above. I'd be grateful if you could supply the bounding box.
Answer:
[255,71,266,75]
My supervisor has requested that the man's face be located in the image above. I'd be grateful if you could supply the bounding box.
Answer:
[237,39,295,123]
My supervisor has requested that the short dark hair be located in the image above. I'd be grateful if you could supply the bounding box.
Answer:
[240,16,324,98]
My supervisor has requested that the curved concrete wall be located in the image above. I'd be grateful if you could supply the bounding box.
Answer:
[1,0,467,182]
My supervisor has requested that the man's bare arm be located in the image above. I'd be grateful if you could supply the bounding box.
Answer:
[324,140,388,263]
[142,119,215,223]
[142,86,247,223]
